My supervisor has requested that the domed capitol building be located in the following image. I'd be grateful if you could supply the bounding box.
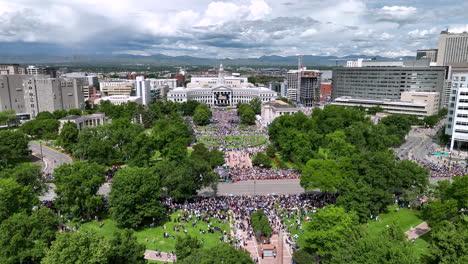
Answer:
[167,65,277,107]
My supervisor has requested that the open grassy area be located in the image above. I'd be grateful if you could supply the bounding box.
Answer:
[79,211,230,253]
[283,205,429,257]
[367,205,425,235]
[273,154,295,169]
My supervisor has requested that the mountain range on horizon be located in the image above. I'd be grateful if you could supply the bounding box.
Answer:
[0,53,416,67]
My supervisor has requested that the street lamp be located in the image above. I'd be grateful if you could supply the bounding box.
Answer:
[39,139,44,161]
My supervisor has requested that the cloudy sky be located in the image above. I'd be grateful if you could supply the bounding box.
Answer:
[0,0,467,58]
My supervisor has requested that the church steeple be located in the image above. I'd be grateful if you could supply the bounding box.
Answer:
[217,64,225,86]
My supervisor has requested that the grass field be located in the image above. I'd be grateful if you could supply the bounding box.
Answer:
[79,211,230,253]
[283,205,429,257]
[272,154,295,169]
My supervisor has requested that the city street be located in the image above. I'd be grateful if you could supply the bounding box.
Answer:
[199,179,306,196]
[29,141,72,201]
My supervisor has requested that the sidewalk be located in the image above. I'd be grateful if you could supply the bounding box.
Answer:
[144,250,176,262]
[405,221,431,240]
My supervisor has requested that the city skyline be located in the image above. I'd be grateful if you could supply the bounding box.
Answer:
[0,0,467,58]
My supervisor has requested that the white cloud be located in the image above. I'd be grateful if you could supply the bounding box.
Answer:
[374,5,418,25]
[408,28,438,39]
[0,0,464,58]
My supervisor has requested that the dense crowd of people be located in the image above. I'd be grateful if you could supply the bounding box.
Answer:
[163,193,336,247]
[193,110,268,150]
[417,159,468,178]
[226,167,300,182]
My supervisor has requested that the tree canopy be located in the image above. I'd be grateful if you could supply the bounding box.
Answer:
[178,243,253,264]
[0,208,59,264]
[109,167,166,228]
[0,130,30,169]
[42,230,146,264]
[53,162,106,219]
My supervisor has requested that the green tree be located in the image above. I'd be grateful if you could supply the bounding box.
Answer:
[252,152,272,168]
[107,118,144,161]
[67,109,82,116]
[0,130,30,168]
[179,244,253,264]
[73,126,116,165]
[175,235,202,261]
[109,167,165,228]
[193,104,212,126]
[209,148,225,168]
[367,106,384,115]
[42,232,110,264]
[127,132,156,167]
[251,210,273,238]
[302,206,359,261]
[35,111,55,120]
[330,224,419,264]
[58,122,79,153]
[0,207,59,264]
[54,162,106,219]
[240,107,256,125]
[292,249,315,264]
[43,229,146,264]
[107,229,147,264]
[301,159,346,193]
[0,178,38,222]
[20,119,60,139]
[0,163,46,195]
[181,100,200,116]
[266,144,276,158]
[423,115,439,127]
[0,110,17,127]
[427,220,468,264]
[249,97,262,115]
[52,110,68,119]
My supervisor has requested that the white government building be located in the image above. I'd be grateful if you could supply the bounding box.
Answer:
[167,65,277,107]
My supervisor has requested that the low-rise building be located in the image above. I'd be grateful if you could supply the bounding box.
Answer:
[100,80,135,96]
[261,100,299,125]
[332,91,440,117]
[95,95,142,105]
[59,113,107,132]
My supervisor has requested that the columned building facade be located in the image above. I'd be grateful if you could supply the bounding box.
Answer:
[167,64,277,107]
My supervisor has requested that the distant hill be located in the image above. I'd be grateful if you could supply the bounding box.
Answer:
[0,54,416,66]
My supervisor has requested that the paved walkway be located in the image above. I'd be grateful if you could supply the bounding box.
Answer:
[232,220,293,264]
[405,221,431,240]
[144,250,176,262]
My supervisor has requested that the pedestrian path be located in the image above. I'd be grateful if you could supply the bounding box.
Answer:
[231,220,293,264]
[144,250,176,262]
[405,221,431,240]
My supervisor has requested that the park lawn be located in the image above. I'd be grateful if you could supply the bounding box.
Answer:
[147,260,165,264]
[274,154,295,169]
[367,205,429,257]
[80,211,230,253]
[198,126,217,131]
[367,205,425,235]
[413,232,431,257]
[283,205,429,257]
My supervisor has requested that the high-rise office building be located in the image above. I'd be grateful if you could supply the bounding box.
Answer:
[332,60,448,108]
[136,76,151,105]
[22,77,84,119]
[286,69,321,106]
[416,49,438,63]
[436,31,468,66]
[445,72,468,150]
